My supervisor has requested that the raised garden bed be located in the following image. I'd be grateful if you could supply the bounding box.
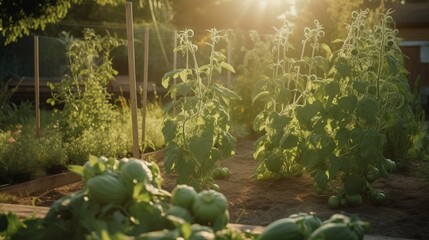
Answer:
[0,149,163,197]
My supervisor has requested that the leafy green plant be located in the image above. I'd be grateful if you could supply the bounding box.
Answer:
[0,155,370,240]
[252,9,423,206]
[253,19,324,179]
[0,79,35,130]
[47,28,123,139]
[231,31,273,136]
[0,124,69,184]
[162,28,240,190]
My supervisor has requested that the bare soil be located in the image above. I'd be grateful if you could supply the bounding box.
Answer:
[10,136,429,239]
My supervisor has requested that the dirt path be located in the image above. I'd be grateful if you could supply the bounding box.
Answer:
[179,136,429,239]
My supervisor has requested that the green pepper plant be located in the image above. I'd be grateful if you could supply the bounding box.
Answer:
[162,29,240,191]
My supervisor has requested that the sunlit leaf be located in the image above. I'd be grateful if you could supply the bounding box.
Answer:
[252,79,269,103]
[220,61,235,73]
[162,69,183,88]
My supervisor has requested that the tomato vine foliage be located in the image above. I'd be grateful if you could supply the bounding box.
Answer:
[253,9,422,204]
[47,29,123,139]
[162,29,240,191]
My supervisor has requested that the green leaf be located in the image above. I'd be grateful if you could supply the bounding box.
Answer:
[328,156,342,179]
[252,79,269,103]
[299,149,322,170]
[359,129,384,160]
[314,170,328,189]
[210,84,241,101]
[220,132,236,158]
[270,112,290,132]
[386,54,398,74]
[295,101,323,124]
[252,90,270,104]
[319,134,336,157]
[352,81,367,94]
[164,143,183,173]
[220,61,235,73]
[162,119,177,143]
[68,165,84,176]
[319,43,332,57]
[335,57,351,78]
[325,82,340,99]
[356,97,378,123]
[175,82,193,97]
[280,134,299,149]
[336,128,351,149]
[183,97,199,111]
[277,88,293,105]
[344,174,365,195]
[162,69,183,88]
[189,120,215,164]
[313,55,330,72]
[253,111,269,132]
[338,95,357,113]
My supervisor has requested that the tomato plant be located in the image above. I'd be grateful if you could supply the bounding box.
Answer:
[252,9,422,206]
[162,29,240,190]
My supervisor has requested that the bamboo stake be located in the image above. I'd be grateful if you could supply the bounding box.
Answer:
[34,36,40,139]
[141,27,149,154]
[126,2,140,158]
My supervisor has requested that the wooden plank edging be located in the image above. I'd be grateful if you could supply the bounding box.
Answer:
[0,150,164,197]
[142,149,164,161]
[0,172,81,197]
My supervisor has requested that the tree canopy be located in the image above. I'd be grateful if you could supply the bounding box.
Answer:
[0,0,139,44]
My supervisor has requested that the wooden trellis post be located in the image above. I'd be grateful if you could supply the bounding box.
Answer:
[126,2,140,158]
[141,27,149,153]
[34,36,40,139]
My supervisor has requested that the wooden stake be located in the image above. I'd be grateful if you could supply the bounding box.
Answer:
[172,30,177,114]
[34,36,40,139]
[141,27,149,154]
[126,2,140,158]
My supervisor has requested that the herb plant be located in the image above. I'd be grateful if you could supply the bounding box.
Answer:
[162,29,240,190]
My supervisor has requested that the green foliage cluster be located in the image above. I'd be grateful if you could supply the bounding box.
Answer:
[0,0,128,44]
[0,29,165,183]
[0,98,165,185]
[47,28,123,138]
[230,31,273,136]
[0,155,370,240]
[0,80,34,130]
[252,9,426,204]
[0,126,67,185]
[162,29,240,190]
